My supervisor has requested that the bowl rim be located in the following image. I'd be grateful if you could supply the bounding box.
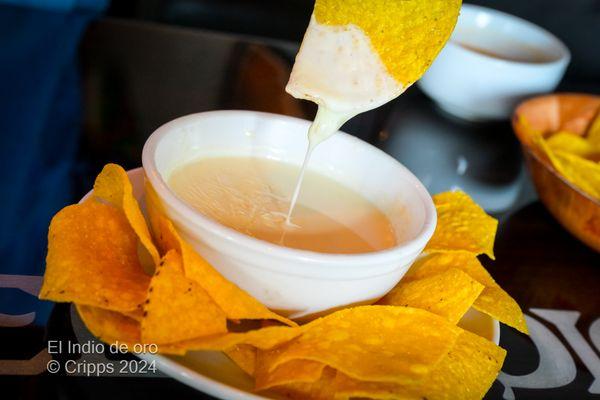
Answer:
[449,4,571,68]
[512,93,600,207]
[142,110,438,267]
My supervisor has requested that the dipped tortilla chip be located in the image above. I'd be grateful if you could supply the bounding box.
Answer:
[262,306,461,385]
[313,0,460,87]
[255,358,326,391]
[378,268,484,324]
[332,329,505,400]
[141,250,227,344]
[405,252,528,334]
[144,186,296,327]
[76,304,141,346]
[93,164,160,266]
[39,202,150,312]
[427,191,498,259]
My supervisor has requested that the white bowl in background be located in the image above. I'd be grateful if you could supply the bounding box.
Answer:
[142,110,436,318]
[418,4,570,121]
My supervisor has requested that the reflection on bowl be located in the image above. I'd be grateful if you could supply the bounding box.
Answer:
[513,93,600,253]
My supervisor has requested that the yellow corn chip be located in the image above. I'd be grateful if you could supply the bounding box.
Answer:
[378,268,484,324]
[76,304,141,346]
[332,329,505,400]
[331,372,418,400]
[123,308,144,322]
[224,344,257,377]
[405,253,528,334]
[426,191,498,259]
[314,0,461,87]
[415,329,506,400]
[255,358,326,391]
[263,306,461,385]
[532,133,565,174]
[93,164,160,266]
[144,190,296,327]
[141,250,227,344]
[39,202,150,312]
[554,150,600,199]
[270,367,338,400]
[162,325,303,353]
[587,108,600,148]
[547,131,600,161]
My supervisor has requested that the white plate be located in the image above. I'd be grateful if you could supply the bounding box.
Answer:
[111,168,500,400]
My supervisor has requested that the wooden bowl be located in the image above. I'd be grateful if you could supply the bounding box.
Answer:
[512,93,600,253]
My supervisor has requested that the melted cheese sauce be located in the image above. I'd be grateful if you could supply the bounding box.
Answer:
[168,157,396,254]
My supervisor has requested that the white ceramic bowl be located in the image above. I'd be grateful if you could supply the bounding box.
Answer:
[418,4,570,121]
[142,110,436,318]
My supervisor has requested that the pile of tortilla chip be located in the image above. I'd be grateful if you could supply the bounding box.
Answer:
[526,110,600,200]
[39,164,527,400]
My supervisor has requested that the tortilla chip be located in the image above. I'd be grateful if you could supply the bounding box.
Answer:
[144,195,296,327]
[426,191,498,259]
[405,252,528,334]
[225,344,257,377]
[586,108,600,148]
[262,306,461,385]
[123,308,144,322]
[93,164,160,266]
[162,325,303,353]
[76,304,141,346]
[554,150,600,199]
[141,250,227,344]
[331,372,418,400]
[378,268,484,324]
[532,133,565,174]
[415,329,506,400]
[39,202,150,312]
[270,367,338,400]
[332,330,505,400]
[546,131,600,161]
[255,358,326,391]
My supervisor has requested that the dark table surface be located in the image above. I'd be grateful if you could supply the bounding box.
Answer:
[1,18,599,400]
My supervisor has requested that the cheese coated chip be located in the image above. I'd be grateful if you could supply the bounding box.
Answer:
[314,0,461,86]
[39,202,150,312]
[426,191,498,259]
[378,268,484,324]
[141,250,227,344]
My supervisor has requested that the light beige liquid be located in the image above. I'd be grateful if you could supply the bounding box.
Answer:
[168,157,396,254]
[455,40,554,64]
